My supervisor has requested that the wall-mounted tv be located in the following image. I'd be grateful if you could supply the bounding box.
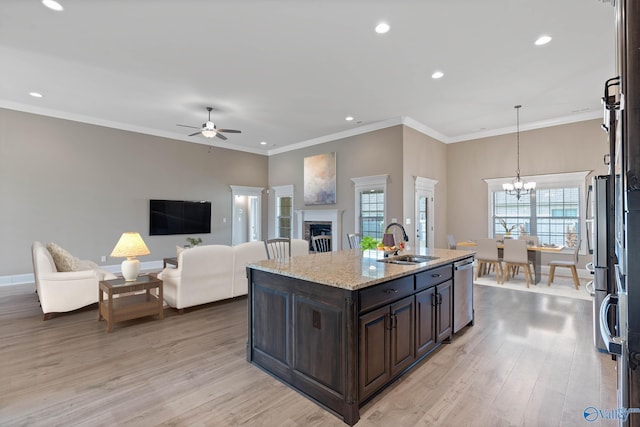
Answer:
[149,199,211,236]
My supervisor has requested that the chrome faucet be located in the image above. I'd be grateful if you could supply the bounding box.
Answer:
[385,222,409,242]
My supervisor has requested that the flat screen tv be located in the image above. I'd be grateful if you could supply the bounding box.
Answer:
[149,199,211,236]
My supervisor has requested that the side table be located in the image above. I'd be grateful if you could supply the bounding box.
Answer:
[99,274,163,332]
[163,257,178,268]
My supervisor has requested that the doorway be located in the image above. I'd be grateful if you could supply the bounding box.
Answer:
[414,177,437,251]
[230,185,263,245]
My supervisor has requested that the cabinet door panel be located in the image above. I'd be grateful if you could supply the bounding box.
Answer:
[390,296,415,377]
[415,287,436,357]
[253,283,289,364]
[359,305,390,401]
[436,280,452,343]
[293,295,344,394]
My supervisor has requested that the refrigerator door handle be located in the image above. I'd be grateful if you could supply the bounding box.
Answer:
[585,280,595,296]
[586,262,595,274]
[599,293,622,355]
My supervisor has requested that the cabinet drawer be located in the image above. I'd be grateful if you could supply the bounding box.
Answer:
[415,265,452,290]
[359,276,413,313]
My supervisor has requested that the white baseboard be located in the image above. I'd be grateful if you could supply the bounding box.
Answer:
[0,260,165,287]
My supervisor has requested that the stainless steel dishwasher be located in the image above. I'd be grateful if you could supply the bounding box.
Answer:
[453,257,474,333]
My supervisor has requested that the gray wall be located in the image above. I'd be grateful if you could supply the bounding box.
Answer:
[446,118,609,267]
[0,108,268,276]
[1,106,609,278]
[267,126,405,250]
[402,126,448,248]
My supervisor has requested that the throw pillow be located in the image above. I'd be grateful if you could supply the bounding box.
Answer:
[46,242,78,272]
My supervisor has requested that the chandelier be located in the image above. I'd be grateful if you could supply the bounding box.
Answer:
[503,105,535,200]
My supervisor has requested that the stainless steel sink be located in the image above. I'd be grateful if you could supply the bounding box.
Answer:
[377,255,440,265]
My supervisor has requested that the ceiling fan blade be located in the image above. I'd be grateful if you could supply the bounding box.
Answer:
[176,124,201,129]
[215,133,228,141]
[188,131,202,137]
[217,129,242,134]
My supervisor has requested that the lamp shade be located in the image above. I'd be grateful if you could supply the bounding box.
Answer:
[111,232,150,281]
[110,232,150,258]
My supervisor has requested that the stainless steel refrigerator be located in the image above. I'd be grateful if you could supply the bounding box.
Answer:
[599,0,640,425]
[589,175,615,352]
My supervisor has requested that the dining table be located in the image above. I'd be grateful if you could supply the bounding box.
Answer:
[456,240,566,284]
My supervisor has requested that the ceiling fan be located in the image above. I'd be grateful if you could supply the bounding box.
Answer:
[177,107,242,141]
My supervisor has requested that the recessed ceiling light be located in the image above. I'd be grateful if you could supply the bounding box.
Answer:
[375,23,390,34]
[260,141,267,145]
[431,71,444,79]
[345,116,354,121]
[42,0,64,11]
[535,35,552,46]
[29,92,43,98]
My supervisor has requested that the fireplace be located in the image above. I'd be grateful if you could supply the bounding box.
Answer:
[295,209,344,251]
[304,221,332,251]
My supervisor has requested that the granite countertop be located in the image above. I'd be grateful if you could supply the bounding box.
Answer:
[248,247,476,291]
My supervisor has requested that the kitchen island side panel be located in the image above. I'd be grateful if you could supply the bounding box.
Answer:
[248,268,359,424]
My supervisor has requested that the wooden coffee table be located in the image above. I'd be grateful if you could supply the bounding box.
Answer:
[98,274,163,332]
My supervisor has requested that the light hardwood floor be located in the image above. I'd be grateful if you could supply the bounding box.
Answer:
[0,283,616,426]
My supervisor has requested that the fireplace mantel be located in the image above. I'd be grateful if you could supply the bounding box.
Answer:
[295,209,344,251]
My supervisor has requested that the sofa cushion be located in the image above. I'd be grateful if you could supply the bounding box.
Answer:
[46,242,78,272]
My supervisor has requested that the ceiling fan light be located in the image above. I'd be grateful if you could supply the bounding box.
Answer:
[201,129,217,138]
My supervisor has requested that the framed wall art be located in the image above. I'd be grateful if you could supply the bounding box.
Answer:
[304,152,336,205]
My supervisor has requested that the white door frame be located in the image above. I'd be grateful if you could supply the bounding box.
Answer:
[230,185,263,245]
[414,176,438,250]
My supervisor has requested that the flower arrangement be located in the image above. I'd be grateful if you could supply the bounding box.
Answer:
[498,219,516,233]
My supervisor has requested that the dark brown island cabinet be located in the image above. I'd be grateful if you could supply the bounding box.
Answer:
[246,251,473,426]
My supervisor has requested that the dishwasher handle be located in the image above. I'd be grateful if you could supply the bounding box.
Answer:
[454,261,474,271]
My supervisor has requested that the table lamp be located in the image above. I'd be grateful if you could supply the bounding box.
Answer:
[110,232,151,281]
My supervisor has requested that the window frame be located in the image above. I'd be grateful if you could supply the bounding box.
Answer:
[351,175,389,239]
[484,171,589,254]
[273,184,294,239]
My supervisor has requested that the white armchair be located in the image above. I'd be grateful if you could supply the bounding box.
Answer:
[31,241,116,320]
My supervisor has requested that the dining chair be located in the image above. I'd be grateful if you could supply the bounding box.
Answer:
[312,235,332,253]
[264,238,291,260]
[548,240,581,290]
[502,239,532,287]
[519,235,539,247]
[347,233,362,249]
[474,238,503,283]
[515,235,539,274]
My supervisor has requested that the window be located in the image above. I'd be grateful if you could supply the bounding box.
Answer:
[273,185,294,239]
[352,175,389,240]
[361,190,385,239]
[485,171,588,252]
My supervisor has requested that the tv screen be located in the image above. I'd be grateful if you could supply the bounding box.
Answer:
[149,200,211,236]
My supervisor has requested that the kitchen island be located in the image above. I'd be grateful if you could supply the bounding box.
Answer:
[246,248,474,425]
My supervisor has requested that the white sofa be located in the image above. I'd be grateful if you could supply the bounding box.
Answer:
[158,241,270,311]
[31,241,117,320]
[291,238,311,257]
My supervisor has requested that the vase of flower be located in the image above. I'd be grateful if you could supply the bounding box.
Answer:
[499,219,516,236]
